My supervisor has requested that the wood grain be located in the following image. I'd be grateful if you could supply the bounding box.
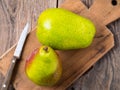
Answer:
[0,0,115,90]
[90,0,120,25]
[0,0,57,57]
[0,0,57,89]
[67,0,120,90]
[0,0,120,90]
[0,25,114,90]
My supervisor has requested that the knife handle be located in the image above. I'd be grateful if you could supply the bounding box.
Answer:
[1,56,17,90]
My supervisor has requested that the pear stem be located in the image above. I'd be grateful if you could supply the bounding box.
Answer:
[43,46,48,52]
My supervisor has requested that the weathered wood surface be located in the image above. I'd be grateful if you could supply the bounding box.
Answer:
[0,0,57,89]
[0,0,120,90]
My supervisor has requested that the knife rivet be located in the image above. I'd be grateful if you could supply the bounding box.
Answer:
[12,60,15,63]
[3,84,6,88]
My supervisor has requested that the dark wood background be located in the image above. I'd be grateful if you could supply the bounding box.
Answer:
[0,0,120,90]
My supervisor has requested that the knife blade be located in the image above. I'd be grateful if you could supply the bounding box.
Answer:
[1,22,29,90]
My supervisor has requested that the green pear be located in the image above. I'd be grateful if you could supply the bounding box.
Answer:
[36,8,96,50]
[25,46,62,86]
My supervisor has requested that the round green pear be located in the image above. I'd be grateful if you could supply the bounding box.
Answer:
[25,46,62,86]
[36,8,96,50]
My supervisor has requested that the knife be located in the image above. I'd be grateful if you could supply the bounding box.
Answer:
[1,22,29,90]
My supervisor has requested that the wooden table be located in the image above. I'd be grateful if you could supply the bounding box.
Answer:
[0,0,120,90]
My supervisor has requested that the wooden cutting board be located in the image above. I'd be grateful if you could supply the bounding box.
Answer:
[0,0,120,90]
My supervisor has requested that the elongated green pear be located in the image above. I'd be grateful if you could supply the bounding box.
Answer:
[25,46,62,86]
[36,8,96,50]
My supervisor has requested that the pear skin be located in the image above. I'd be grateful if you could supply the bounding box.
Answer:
[25,46,62,86]
[36,8,96,50]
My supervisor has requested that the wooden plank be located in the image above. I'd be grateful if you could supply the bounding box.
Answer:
[58,0,65,6]
[1,0,120,90]
[0,0,57,56]
[0,0,116,90]
[0,0,57,89]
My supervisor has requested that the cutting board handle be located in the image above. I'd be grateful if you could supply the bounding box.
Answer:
[89,0,120,25]
[60,0,120,25]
